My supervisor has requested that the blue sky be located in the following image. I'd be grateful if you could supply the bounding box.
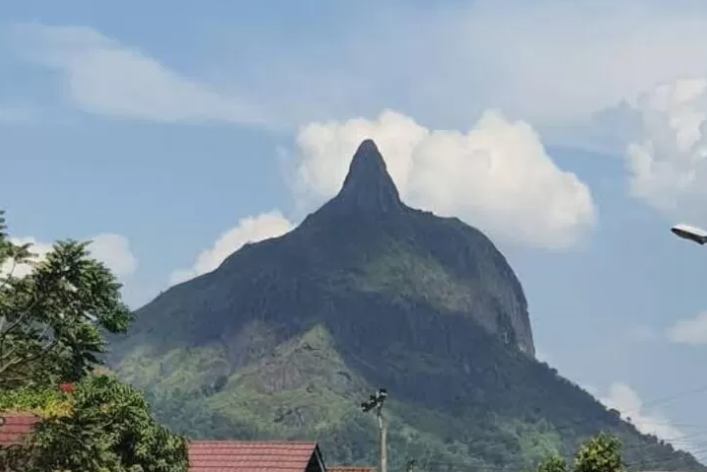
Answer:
[4,0,707,458]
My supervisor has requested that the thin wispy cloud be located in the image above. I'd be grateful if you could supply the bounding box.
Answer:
[10,1,707,135]
[5,23,268,126]
[209,0,707,132]
[668,312,707,346]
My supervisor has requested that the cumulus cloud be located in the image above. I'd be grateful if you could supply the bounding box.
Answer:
[600,382,694,453]
[169,211,294,285]
[668,311,707,346]
[614,78,707,223]
[0,237,53,278]
[535,350,552,364]
[292,110,596,250]
[1,234,137,279]
[87,233,137,277]
[6,23,265,125]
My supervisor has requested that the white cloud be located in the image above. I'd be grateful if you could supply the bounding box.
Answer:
[169,211,294,285]
[1,234,137,279]
[600,382,694,454]
[0,237,53,278]
[87,233,137,277]
[202,1,707,134]
[668,311,707,346]
[612,78,707,223]
[449,1,707,126]
[292,110,596,250]
[11,2,707,134]
[7,24,266,125]
[536,350,552,364]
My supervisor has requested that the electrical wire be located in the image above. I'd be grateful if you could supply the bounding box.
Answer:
[400,380,707,472]
[414,431,707,472]
[455,379,707,443]
[417,443,707,472]
[371,373,707,471]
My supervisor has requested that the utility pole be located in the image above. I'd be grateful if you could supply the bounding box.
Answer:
[361,388,388,472]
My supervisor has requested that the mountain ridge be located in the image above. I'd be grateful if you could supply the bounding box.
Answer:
[108,139,702,471]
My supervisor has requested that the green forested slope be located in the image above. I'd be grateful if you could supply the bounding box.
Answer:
[108,140,704,472]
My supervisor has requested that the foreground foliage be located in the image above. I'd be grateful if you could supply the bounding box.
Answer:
[125,324,703,472]
[0,210,132,389]
[0,375,188,472]
[0,209,188,472]
[536,435,623,472]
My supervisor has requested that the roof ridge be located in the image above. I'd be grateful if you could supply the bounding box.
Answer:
[187,441,320,472]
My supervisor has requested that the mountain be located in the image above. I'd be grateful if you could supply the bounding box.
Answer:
[108,140,703,471]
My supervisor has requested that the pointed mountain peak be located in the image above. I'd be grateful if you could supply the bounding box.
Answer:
[331,139,403,214]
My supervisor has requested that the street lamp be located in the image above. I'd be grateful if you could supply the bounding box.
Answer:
[670,223,707,245]
[361,388,388,472]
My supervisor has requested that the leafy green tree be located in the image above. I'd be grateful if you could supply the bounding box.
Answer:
[574,434,623,472]
[0,209,132,389]
[534,434,623,472]
[0,210,188,471]
[537,455,569,472]
[0,374,189,472]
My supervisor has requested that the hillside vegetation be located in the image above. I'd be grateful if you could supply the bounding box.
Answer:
[108,140,704,472]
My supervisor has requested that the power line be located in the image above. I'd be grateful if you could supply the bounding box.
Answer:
[472,379,707,441]
[418,444,707,472]
[363,378,707,471]
[418,434,707,472]
[622,383,707,416]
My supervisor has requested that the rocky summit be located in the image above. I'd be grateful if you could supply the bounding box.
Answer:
[108,140,703,471]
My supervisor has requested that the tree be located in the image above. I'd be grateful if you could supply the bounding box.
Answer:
[0,209,132,389]
[537,455,569,472]
[534,434,623,472]
[0,374,189,472]
[574,434,623,472]
[0,210,188,471]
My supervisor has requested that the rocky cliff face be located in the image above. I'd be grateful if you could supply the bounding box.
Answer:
[119,139,535,358]
[307,138,535,356]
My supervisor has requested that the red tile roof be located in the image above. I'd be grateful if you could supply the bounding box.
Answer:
[188,440,322,472]
[329,467,375,472]
[3,415,330,472]
[0,413,39,448]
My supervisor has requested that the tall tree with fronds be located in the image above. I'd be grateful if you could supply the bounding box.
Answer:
[0,209,132,389]
[0,209,188,472]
